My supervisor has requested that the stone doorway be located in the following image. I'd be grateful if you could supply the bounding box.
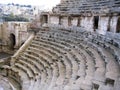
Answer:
[59,16,62,25]
[9,33,16,50]
[107,17,111,32]
[68,17,72,26]
[94,16,99,31]
[42,15,48,24]
[77,17,81,26]
[116,17,120,33]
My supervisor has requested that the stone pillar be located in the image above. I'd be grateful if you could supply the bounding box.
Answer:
[97,16,109,35]
[15,25,20,48]
[110,16,118,33]
[50,16,59,25]
[62,16,68,28]
[72,17,78,26]
[81,16,94,32]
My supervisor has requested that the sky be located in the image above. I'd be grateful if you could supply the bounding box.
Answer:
[0,0,60,10]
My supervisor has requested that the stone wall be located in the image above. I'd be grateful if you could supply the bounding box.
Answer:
[40,11,120,35]
[71,17,78,26]
[47,14,120,35]
[49,16,59,25]
[49,16,68,27]
[62,17,68,27]
[97,16,109,34]
[110,16,118,33]
[0,24,3,40]
[0,22,30,53]
[50,0,120,35]
[80,16,94,32]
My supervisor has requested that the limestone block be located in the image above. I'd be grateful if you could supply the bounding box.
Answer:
[50,16,59,25]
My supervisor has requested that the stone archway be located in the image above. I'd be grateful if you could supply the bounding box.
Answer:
[116,17,120,33]
[9,33,16,50]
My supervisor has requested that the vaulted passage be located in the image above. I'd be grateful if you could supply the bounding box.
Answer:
[94,16,99,31]
[10,33,16,50]
[116,17,120,33]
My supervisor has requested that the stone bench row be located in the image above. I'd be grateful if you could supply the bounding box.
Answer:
[37,28,119,87]
[90,37,120,64]
[53,0,120,14]
[21,39,74,88]
[33,30,106,89]
[86,40,120,80]
[1,67,22,87]
[52,29,119,89]
[40,27,120,65]
[31,37,97,89]
[4,27,120,90]
[25,42,73,89]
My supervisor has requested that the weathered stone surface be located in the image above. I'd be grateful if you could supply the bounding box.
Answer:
[53,0,120,14]
[39,0,120,35]
[0,0,120,90]
[0,22,30,53]
[0,26,119,90]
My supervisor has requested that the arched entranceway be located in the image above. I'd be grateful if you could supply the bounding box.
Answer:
[9,33,16,50]
[116,17,120,33]
[94,16,99,31]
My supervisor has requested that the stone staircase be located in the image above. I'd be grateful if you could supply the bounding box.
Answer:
[1,26,120,90]
[53,0,120,14]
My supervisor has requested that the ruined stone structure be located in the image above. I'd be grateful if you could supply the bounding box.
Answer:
[0,22,31,53]
[1,26,120,90]
[0,0,120,90]
[41,0,120,35]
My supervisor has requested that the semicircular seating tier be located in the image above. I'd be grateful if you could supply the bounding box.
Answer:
[53,0,120,14]
[1,27,120,90]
